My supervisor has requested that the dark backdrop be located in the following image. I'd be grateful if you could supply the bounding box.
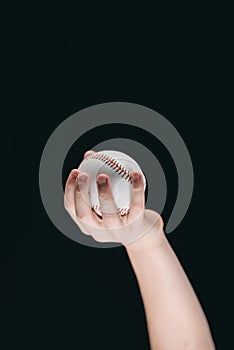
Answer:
[1,1,233,349]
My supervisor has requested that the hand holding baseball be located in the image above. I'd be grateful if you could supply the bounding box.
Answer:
[64,150,163,246]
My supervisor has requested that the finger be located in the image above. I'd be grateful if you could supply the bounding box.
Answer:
[128,172,145,221]
[96,174,122,227]
[75,172,93,220]
[84,150,95,159]
[64,169,80,216]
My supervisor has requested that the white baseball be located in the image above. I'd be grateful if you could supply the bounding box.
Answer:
[78,150,146,217]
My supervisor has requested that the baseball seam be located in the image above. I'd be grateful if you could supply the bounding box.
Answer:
[91,204,130,216]
[78,152,133,183]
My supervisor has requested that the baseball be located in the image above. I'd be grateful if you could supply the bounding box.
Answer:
[78,150,146,217]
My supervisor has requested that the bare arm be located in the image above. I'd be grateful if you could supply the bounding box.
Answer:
[64,150,215,350]
[125,225,215,350]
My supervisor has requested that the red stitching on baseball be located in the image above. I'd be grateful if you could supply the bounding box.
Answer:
[91,205,129,216]
[79,152,133,184]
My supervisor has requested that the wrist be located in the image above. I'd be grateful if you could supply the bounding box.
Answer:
[124,218,166,255]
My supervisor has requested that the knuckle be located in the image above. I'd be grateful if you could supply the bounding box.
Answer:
[77,212,87,220]
[79,227,91,236]
[92,234,103,242]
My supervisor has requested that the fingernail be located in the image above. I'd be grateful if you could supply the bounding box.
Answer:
[71,170,79,178]
[85,150,95,158]
[97,176,107,185]
[132,173,140,182]
[78,174,87,183]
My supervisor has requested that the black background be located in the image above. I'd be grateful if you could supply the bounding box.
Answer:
[1,1,233,349]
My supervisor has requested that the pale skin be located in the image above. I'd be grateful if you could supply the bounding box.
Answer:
[64,150,216,350]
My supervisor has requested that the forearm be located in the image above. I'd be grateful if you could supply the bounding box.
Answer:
[125,228,215,350]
